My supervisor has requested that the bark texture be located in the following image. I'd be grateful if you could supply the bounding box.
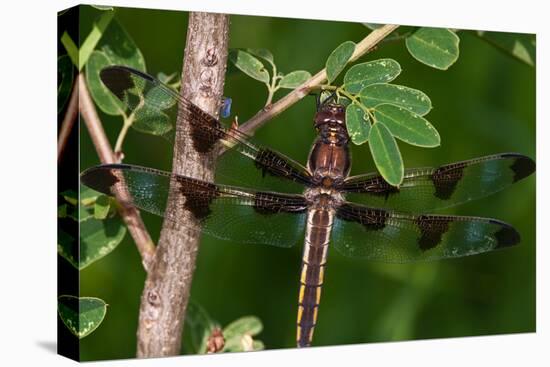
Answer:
[136,12,230,357]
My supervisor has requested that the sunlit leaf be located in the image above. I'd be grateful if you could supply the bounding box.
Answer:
[369,122,403,186]
[228,49,270,84]
[346,103,371,145]
[406,28,459,70]
[344,58,401,94]
[58,296,107,339]
[476,31,535,67]
[60,32,79,68]
[79,216,126,270]
[325,41,356,83]
[374,104,440,147]
[278,70,311,89]
[360,83,432,116]
[93,195,110,220]
[79,10,115,70]
[58,55,74,113]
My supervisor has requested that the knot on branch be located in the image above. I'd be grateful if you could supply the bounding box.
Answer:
[202,48,218,66]
[147,289,161,306]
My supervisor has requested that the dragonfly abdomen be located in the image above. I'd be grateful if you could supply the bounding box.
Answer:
[297,208,333,347]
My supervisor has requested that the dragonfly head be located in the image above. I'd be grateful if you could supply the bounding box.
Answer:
[314,102,346,131]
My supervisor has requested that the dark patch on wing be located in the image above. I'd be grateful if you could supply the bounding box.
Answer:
[253,192,307,215]
[431,162,466,200]
[255,149,312,186]
[503,154,536,183]
[184,102,225,154]
[339,176,400,200]
[80,165,122,194]
[491,220,520,248]
[414,215,452,251]
[175,176,220,220]
[336,204,388,230]
[100,66,142,101]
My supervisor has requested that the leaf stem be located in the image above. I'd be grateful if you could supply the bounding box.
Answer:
[57,79,79,162]
[114,115,134,154]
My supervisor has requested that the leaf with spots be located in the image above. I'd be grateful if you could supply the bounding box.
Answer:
[58,296,107,339]
[346,103,371,145]
[344,58,401,94]
[359,83,432,116]
[278,70,311,89]
[325,41,356,83]
[374,104,440,147]
[406,28,460,70]
[369,122,403,186]
[79,216,126,270]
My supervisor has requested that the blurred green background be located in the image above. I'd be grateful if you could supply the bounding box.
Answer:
[76,5,535,361]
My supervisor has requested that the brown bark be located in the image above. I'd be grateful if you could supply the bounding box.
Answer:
[136,12,230,357]
[79,73,156,268]
[57,79,79,162]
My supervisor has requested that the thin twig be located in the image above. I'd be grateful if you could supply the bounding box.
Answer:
[238,24,399,136]
[57,79,79,162]
[78,73,156,270]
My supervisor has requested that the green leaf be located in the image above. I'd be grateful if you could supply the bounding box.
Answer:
[80,185,100,205]
[58,296,107,339]
[325,41,356,83]
[223,316,263,338]
[369,122,403,186]
[61,189,78,205]
[60,32,79,68]
[374,104,440,147]
[406,28,459,70]
[228,49,270,84]
[346,103,371,145]
[79,10,115,70]
[79,216,126,270]
[344,58,401,94]
[246,48,275,66]
[85,19,146,115]
[86,50,126,115]
[223,316,263,352]
[476,31,535,67]
[183,300,219,354]
[93,195,111,219]
[278,70,311,89]
[360,83,432,116]
[97,19,146,71]
[58,228,77,268]
[58,55,74,113]
[58,203,68,218]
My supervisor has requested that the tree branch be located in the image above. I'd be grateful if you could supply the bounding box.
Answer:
[136,12,230,357]
[78,73,156,269]
[57,79,79,162]
[238,23,399,136]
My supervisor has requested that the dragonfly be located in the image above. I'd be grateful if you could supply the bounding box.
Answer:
[80,66,535,348]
